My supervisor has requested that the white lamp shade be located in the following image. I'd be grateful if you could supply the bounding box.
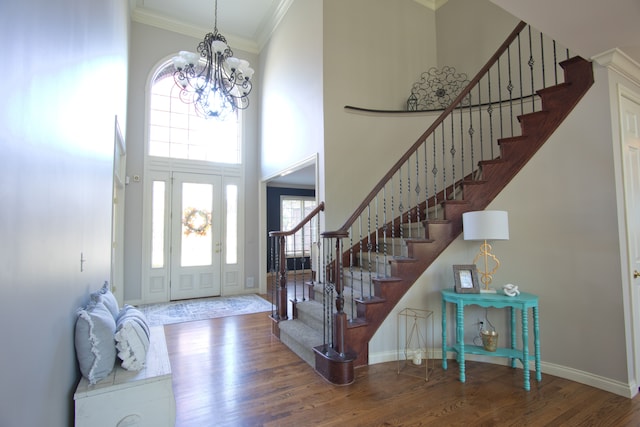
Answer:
[180,51,200,66]
[463,210,509,241]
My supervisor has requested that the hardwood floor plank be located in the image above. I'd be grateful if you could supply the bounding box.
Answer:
[164,312,640,426]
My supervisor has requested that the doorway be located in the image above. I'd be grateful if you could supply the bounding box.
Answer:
[170,172,222,300]
[620,90,640,391]
[144,170,231,303]
[259,154,319,295]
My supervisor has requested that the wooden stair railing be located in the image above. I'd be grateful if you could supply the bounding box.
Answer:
[269,201,325,326]
[310,21,594,384]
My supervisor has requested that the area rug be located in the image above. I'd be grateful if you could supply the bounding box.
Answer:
[138,294,273,326]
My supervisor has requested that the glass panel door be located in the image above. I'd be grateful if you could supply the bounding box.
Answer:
[170,172,222,300]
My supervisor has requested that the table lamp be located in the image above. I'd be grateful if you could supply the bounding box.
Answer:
[462,210,509,291]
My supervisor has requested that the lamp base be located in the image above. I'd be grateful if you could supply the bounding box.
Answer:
[480,288,497,294]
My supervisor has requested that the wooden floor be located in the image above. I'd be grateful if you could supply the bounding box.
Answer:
[164,310,640,427]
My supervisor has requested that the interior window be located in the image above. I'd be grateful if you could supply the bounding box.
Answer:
[281,197,317,257]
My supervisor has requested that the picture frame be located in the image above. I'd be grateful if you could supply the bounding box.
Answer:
[453,264,480,293]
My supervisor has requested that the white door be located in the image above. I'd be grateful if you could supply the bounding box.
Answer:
[170,172,222,300]
[621,94,640,389]
[111,118,126,305]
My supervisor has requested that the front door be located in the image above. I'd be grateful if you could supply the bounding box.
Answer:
[170,172,222,300]
[620,93,640,389]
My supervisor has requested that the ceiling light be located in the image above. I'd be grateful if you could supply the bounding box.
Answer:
[172,0,254,119]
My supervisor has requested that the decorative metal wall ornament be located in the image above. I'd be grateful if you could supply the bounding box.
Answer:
[172,0,254,119]
[407,66,470,111]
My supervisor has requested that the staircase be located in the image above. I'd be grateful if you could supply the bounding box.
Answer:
[271,21,595,384]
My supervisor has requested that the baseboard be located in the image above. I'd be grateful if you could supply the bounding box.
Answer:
[368,349,637,398]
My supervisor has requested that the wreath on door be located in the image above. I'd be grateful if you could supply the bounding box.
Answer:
[182,207,212,236]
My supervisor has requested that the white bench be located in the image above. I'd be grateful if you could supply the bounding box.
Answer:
[74,326,176,427]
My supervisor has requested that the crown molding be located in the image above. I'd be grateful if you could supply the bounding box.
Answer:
[593,48,640,86]
[130,6,259,54]
[413,0,450,11]
[254,0,294,51]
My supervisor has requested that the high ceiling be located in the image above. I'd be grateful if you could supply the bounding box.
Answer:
[129,0,293,53]
[131,0,640,64]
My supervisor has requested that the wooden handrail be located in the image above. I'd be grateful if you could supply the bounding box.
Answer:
[324,21,528,237]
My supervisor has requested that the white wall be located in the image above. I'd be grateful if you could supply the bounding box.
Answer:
[259,0,324,184]
[0,0,129,425]
[124,22,260,302]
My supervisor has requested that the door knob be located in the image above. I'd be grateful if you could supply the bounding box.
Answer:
[635,270,640,279]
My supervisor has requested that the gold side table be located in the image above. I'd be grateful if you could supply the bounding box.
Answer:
[397,307,434,381]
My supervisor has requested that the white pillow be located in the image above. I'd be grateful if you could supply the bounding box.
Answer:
[74,302,117,384]
[115,305,150,371]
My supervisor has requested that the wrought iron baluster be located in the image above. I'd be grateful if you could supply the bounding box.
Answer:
[551,40,557,85]
[302,229,307,301]
[476,84,482,175]
[399,166,404,241]
[507,45,515,136]
[487,67,495,159]
[468,94,475,181]
[382,185,388,273]
[390,175,396,257]
[528,26,536,110]
[366,204,373,294]
[498,57,504,140]
[269,236,276,318]
[322,237,332,349]
[451,113,457,197]
[423,139,429,222]
[432,132,439,219]
[292,237,298,303]
[517,32,524,116]
[441,121,447,202]
[358,216,364,300]
[415,151,421,226]
[406,159,412,239]
[374,195,380,277]
[348,227,355,319]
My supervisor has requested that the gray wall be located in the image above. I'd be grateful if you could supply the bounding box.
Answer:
[322,0,439,232]
[0,0,129,425]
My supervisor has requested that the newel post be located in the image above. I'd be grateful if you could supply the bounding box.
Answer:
[327,231,349,355]
[277,234,288,320]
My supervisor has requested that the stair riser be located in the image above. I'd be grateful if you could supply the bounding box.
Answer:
[310,285,365,314]
[400,222,426,238]
[279,330,316,366]
[355,254,392,275]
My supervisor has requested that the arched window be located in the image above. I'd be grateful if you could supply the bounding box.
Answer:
[148,62,241,164]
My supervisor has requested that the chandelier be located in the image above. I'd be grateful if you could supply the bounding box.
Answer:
[172,0,254,119]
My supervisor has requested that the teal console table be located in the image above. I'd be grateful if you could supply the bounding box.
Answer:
[441,289,541,390]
